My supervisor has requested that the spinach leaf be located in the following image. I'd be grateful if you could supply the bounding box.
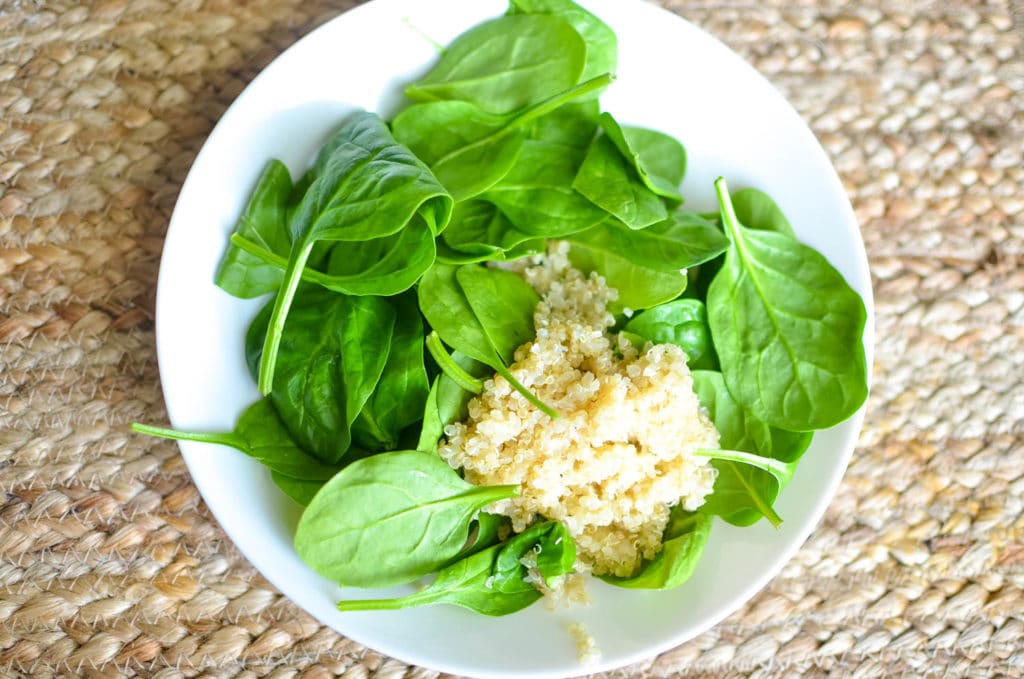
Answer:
[600,113,687,202]
[256,112,452,395]
[707,177,868,431]
[438,200,542,262]
[227,214,436,297]
[602,508,711,589]
[624,299,716,370]
[295,450,519,588]
[692,370,804,527]
[247,287,396,464]
[392,74,612,202]
[530,99,600,148]
[131,399,339,481]
[417,263,557,417]
[271,471,325,507]
[351,294,430,451]
[417,350,491,452]
[695,448,798,488]
[453,511,513,562]
[485,138,608,237]
[731,187,795,236]
[573,132,667,229]
[507,0,617,98]
[567,211,728,272]
[215,159,295,298]
[336,520,574,615]
[567,243,687,312]
[406,14,586,114]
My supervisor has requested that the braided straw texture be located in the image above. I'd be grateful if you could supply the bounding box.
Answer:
[1,0,1022,676]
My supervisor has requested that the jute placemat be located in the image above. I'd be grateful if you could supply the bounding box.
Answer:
[2,0,1022,676]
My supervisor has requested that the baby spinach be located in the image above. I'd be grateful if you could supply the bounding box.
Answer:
[602,508,711,589]
[437,200,542,262]
[336,520,574,615]
[507,0,617,98]
[392,74,612,202]
[567,243,687,312]
[406,14,586,114]
[695,448,798,488]
[731,187,796,237]
[573,133,668,229]
[227,215,436,298]
[567,211,728,272]
[624,299,716,370]
[707,177,868,431]
[131,399,340,481]
[485,138,608,237]
[247,286,396,464]
[600,113,687,202]
[215,159,296,298]
[418,263,557,418]
[295,450,519,588]
[271,471,325,507]
[256,112,452,396]
[350,294,430,451]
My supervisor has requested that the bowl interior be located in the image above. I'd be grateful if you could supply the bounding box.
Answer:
[156,0,874,676]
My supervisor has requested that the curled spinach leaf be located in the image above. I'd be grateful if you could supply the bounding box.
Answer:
[406,14,586,114]
[417,349,491,453]
[600,113,687,202]
[295,450,519,588]
[567,243,687,312]
[707,177,868,431]
[437,200,542,263]
[256,112,452,395]
[731,187,796,237]
[573,132,667,229]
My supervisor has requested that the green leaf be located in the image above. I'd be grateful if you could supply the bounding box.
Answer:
[624,298,716,370]
[707,177,868,430]
[567,242,687,312]
[406,14,587,114]
[485,138,608,237]
[572,133,667,229]
[507,0,617,97]
[215,160,296,298]
[335,520,575,615]
[393,75,612,202]
[602,509,710,589]
[351,294,430,451]
[256,112,452,395]
[271,471,325,507]
[567,211,728,272]
[417,351,491,453]
[131,399,339,481]
[438,200,542,261]
[731,187,796,236]
[600,113,687,202]
[246,287,396,464]
[295,450,519,588]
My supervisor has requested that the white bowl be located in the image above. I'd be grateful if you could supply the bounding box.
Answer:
[155,1,874,676]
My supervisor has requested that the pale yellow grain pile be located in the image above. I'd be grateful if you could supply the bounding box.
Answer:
[439,243,719,578]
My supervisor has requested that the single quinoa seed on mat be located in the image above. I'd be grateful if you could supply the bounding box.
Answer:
[439,243,719,578]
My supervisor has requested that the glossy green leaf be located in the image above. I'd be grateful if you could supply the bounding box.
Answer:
[602,508,711,589]
[406,14,586,114]
[573,133,667,229]
[567,242,687,312]
[295,450,519,588]
[707,178,868,430]
[600,113,687,202]
[624,298,716,370]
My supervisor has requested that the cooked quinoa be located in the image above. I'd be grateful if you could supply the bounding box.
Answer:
[438,243,719,578]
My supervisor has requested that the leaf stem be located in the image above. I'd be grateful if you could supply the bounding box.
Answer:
[495,365,559,420]
[337,590,436,612]
[131,423,242,450]
[508,73,614,131]
[229,234,336,288]
[426,332,484,394]
[713,177,741,242]
[695,449,794,485]
[258,240,315,394]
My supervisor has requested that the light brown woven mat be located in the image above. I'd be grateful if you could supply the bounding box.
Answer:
[1,0,1022,676]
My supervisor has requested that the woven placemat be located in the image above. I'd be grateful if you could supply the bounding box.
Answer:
[2,0,1022,676]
